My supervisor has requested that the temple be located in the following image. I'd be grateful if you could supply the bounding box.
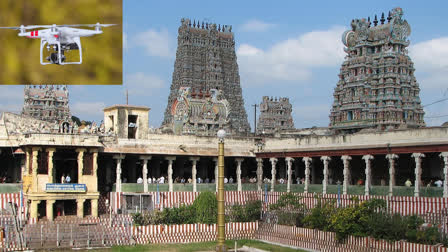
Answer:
[162,18,251,135]
[329,7,425,133]
[257,96,294,134]
[22,85,72,125]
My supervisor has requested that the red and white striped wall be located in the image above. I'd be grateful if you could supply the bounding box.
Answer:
[0,193,27,220]
[128,221,258,244]
[110,191,448,217]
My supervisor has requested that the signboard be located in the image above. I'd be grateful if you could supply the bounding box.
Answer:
[45,183,87,193]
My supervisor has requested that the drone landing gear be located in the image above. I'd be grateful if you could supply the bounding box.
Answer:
[40,39,82,65]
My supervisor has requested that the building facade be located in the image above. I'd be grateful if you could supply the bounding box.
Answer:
[257,96,294,134]
[329,8,425,133]
[162,18,250,135]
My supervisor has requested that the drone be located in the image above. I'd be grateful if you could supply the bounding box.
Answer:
[0,23,116,65]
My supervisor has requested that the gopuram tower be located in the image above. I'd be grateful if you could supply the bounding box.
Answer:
[162,18,251,136]
[330,8,425,133]
[22,85,72,124]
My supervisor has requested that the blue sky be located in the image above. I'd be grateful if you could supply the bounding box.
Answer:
[1,0,448,130]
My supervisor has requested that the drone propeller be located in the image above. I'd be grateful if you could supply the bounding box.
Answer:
[0,23,116,30]
[60,24,116,28]
[0,25,53,30]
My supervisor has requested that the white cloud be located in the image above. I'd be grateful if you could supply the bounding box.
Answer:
[237,26,346,85]
[133,28,173,58]
[125,72,165,96]
[71,102,106,118]
[240,19,276,32]
[409,37,448,90]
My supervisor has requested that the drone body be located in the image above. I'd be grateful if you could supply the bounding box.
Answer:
[0,23,115,65]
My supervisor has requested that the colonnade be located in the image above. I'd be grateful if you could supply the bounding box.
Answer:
[112,152,448,198]
[257,152,448,197]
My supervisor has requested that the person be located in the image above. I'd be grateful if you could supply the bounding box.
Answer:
[137,177,143,184]
[434,179,443,187]
[197,177,202,184]
[405,179,412,187]
[427,180,433,187]
[187,177,192,183]
[229,177,234,183]
[296,177,300,184]
[181,177,185,183]
[148,177,152,184]
[205,178,210,183]
[380,178,386,186]
[159,176,165,184]
[65,174,71,183]
[224,177,228,183]
[61,174,65,184]
[357,178,364,186]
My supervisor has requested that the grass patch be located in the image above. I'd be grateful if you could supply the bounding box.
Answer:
[111,239,303,252]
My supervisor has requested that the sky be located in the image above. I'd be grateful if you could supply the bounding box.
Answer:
[1,0,448,130]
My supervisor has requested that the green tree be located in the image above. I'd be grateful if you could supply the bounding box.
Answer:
[193,191,217,224]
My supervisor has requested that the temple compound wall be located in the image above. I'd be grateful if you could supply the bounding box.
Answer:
[330,8,425,133]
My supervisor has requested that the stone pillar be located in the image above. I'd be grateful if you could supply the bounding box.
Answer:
[92,150,98,177]
[256,158,263,192]
[412,153,425,197]
[91,199,98,217]
[235,158,244,192]
[166,156,176,192]
[386,154,398,196]
[341,155,352,195]
[269,158,278,192]
[113,155,125,192]
[140,156,152,193]
[32,148,39,192]
[47,148,56,183]
[91,149,99,192]
[25,149,30,177]
[440,152,448,197]
[213,158,218,192]
[46,199,55,221]
[76,148,86,184]
[77,199,85,218]
[302,157,312,193]
[362,155,374,196]
[321,156,331,194]
[30,200,40,220]
[190,157,200,192]
[285,157,294,193]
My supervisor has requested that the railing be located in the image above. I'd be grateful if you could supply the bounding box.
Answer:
[113,183,443,197]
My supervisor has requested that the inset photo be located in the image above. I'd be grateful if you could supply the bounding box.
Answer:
[0,0,122,85]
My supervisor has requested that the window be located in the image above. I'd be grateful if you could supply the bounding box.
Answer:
[128,115,138,139]
[83,152,93,175]
[347,111,353,121]
[37,150,48,174]
[109,115,114,131]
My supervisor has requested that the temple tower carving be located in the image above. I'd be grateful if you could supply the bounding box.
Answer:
[257,96,294,134]
[330,7,425,133]
[22,85,72,124]
[162,18,250,135]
